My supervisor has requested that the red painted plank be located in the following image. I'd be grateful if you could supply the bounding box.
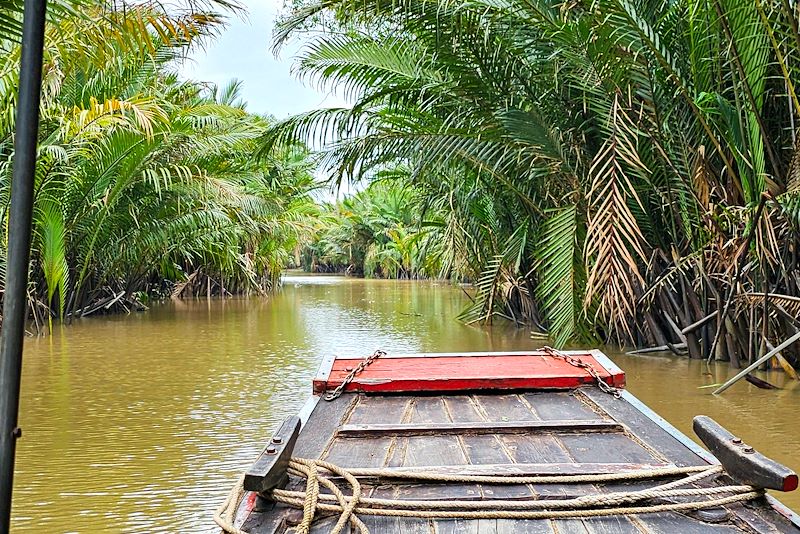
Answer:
[313,353,625,394]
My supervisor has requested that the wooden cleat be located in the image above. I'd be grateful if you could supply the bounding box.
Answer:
[693,416,798,492]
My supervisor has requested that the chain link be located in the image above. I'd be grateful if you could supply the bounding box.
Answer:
[324,349,386,401]
[542,346,622,398]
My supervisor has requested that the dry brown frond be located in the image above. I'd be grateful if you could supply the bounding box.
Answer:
[692,145,713,208]
[738,292,800,316]
[584,95,648,343]
[786,135,800,193]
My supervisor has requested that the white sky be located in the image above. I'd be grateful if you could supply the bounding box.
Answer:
[180,0,355,198]
[179,0,349,118]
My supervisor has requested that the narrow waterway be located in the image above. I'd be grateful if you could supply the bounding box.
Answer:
[11,274,800,532]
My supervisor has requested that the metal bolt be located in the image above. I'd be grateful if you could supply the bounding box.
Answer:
[731,437,742,444]
[266,445,277,454]
[743,447,755,454]
[11,427,21,439]
[272,436,283,444]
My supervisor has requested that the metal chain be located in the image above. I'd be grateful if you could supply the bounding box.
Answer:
[324,350,386,401]
[542,346,622,398]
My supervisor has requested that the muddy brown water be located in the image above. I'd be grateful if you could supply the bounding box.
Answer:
[11,274,800,532]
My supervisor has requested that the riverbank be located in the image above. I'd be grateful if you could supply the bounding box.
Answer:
[11,275,800,532]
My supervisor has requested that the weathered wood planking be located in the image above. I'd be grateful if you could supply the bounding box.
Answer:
[475,394,540,422]
[524,391,607,421]
[559,432,656,464]
[324,436,393,468]
[338,419,622,437]
[461,434,533,500]
[632,513,747,533]
[578,389,698,467]
[444,396,485,422]
[498,433,572,464]
[334,462,676,478]
[237,391,800,533]
[234,349,800,533]
[291,394,356,460]
[580,516,643,534]
[348,395,410,425]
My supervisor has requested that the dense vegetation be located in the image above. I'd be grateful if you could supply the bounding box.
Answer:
[0,1,317,330]
[271,0,800,364]
[3,0,800,368]
[302,179,442,278]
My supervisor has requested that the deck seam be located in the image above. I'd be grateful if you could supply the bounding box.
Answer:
[517,392,542,420]
[471,395,540,501]
[440,395,456,423]
[548,416,579,463]
[441,396,475,475]
[534,391,605,508]
[468,395,487,422]
[469,395,492,422]
[625,513,651,534]
[402,398,416,423]
[384,396,413,468]
[570,388,614,420]
[320,394,359,461]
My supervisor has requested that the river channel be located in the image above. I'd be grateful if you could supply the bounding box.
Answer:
[11,274,800,532]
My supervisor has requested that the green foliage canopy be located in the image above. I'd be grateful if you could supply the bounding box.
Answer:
[0,1,318,325]
[269,0,800,349]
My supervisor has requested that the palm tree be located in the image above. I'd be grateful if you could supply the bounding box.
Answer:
[269,0,800,362]
[0,2,319,328]
[304,180,438,278]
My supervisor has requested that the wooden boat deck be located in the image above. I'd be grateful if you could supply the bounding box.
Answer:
[232,351,800,533]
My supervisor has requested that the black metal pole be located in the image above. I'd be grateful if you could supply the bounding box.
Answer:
[0,0,48,531]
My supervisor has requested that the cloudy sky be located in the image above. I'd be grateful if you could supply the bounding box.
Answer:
[180,0,354,197]
[179,0,347,117]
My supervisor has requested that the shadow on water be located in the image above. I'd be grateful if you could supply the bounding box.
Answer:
[10,274,800,531]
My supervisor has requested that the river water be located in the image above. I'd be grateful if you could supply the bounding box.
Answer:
[11,274,800,532]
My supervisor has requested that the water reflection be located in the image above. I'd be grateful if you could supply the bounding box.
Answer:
[11,274,800,532]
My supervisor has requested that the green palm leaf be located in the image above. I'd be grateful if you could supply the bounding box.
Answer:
[536,205,585,347]
[36,201,69,319]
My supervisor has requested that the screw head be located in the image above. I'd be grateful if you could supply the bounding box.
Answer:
[743,446,755,454]
[272,436,283,444]
[266,445,277,454]
[732,437,742,444]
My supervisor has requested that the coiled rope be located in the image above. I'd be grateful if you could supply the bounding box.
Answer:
[214,458,762,534]
[214,474,247,534]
